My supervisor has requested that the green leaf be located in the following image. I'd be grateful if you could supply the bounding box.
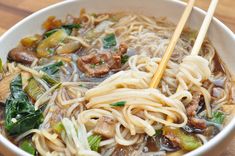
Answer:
[10,75,28,100]
[88,135,101,152]
[154,129,162,136]
[210,111,225,124]
[19,140,36,155]
[44,29,59,38]
[24,78,45,100]
[110,101,126,107]
[41,61,63,76]
[62,24,81,35]
[40,61,63,85]
[121,55,129,64]
[62,24,81,29]
[103,33,117,49]
[4,75,43,135]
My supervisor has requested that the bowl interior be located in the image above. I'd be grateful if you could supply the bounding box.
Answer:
[0,0,234,156]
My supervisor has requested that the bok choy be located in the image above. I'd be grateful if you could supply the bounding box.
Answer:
[4,75,43,135]
[40,61,63,86]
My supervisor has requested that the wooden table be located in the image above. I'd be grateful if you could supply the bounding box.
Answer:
[0,0,234,155]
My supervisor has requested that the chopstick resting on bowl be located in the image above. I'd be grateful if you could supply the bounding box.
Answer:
[150,0,219,88]
[149,0,196,88]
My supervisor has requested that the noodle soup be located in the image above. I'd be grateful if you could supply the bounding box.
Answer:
[0,10,234,156]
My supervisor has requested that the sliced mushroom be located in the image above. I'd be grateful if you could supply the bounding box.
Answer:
[93,116,116,138]
[8,47,37,65]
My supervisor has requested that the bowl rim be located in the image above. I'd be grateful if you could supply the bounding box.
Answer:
[0,0,234,156]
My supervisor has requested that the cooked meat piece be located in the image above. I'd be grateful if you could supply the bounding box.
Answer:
[188,117,206,129]
[8,47,37,65]
[186,91,202,116]
[77,43,127,77]
[118,43,128,55]
[0,73,19,103]
[93,116,116,138]
[186,91,206,129]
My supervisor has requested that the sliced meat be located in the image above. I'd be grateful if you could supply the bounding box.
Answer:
[77,43,127,77]
[188,117,206,129]
[8,47,37,65]
[186,91,201,116]
[186,91,206,129]
[118,43,128,55]
[93,116,116,138]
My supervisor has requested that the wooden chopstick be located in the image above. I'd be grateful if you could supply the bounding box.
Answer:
[191,0,219,55]
[149,0,196,88]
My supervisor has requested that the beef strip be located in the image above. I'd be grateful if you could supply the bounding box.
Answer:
[93,116,116,138]
[186,91,206,129]
[77,43,127,77]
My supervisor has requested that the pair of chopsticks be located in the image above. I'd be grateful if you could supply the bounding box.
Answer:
[150,0,219,88]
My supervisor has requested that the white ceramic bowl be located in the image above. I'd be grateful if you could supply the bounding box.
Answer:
[0,0,234,155]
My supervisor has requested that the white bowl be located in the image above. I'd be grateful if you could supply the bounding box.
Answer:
[0,0,234,155]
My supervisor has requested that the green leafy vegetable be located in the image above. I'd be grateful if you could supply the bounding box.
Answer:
[44,24,81,38]
[154,129,162,136]
[44,29,58,38]
[19,140,36,155]
[103,33,117,49]
[41,61,63,76]
[62,24,81,35]
[4,75,43,135]
[47,48,55,55]
[62,24,81,29]
[25,78,45,100]
[10,75,28,100]
[40,61,63,86]
[88,135,101,152]
[110,101,126,107]
[210,111,225,124]
[163,127,202,151]
[121,55,129,64]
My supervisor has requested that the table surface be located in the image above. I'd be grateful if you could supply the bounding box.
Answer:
[0,0,234,155]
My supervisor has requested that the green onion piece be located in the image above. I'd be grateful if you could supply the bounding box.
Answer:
[53,122,64,134]
[47,48,55,55]
[110,101,126,107]
[88,135,101,152]
[210,111,225,124]
[19,140,36,155]
[121,55,129,64]
[44,29,58,38]
[62,24,81,29]
[41,72,60,86]
[41,61,63,76]
[103,33,117,49]
[24,78,45,100]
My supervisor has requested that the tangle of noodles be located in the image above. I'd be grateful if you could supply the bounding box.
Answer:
[0,11,234,156]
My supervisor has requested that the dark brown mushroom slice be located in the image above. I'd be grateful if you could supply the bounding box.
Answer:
[8,47,37,65]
